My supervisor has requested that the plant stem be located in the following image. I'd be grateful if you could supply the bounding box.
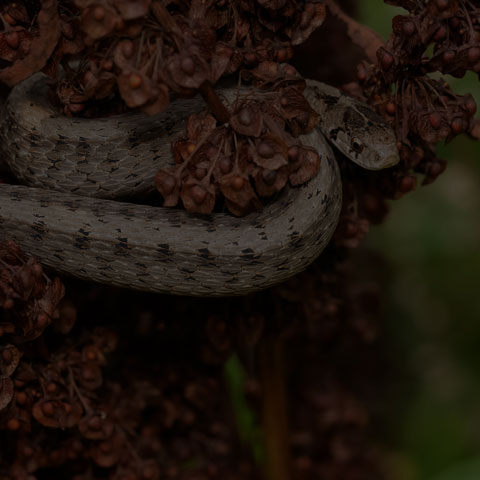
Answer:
[259,334,291,480]
[199,81,231,125]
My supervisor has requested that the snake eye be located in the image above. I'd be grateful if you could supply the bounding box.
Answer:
[351,138,364,153]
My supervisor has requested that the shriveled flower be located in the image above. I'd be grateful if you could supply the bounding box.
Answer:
[180,178,216,214]
[155,169,181,207]
[219,172,261,217]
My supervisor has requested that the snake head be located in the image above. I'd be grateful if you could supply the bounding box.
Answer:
[330,103,400,171]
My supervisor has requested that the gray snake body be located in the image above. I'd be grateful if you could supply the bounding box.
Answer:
[0,74,399,296]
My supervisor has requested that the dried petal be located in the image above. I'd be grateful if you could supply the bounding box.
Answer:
[289,146,321,186]
[254,166,289,197]
[186,113,218,141]
[252,135,288,170]
[117,71,154,108]
[0,377,14,411]
[166,51,210,89]
[219,173,261,216]
[79,414,115,439]
[180,179,215,214]
[155,169,180,207]
[115,0,151,20]
[0,344,21,377]
[230,104,263,137]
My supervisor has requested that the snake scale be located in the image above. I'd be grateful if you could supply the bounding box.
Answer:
[0,74,399,296]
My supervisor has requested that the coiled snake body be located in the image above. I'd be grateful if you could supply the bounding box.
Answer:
[0,74,399,296]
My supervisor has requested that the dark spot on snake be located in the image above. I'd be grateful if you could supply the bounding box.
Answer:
[114,243,131,256]
[343,107,365,130]
[78,228,90,236]
[98,265,114,271]
[135,262,147,269]
[242,248,254,254]
[356,104,388,124]
[289,238,305,249]
[226,277,240,283]
[53,254,64,261]
[157,243,171,255]
[289,217,295,223]
[322,94,340,108]
[74,236,89,250]
[328,127,344,141]
[180,267,195,274]
[32,220,47,234]
[321,194,328,205]
[253,274,266,279]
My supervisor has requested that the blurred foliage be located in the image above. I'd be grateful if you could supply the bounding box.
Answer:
[359,2,480,480]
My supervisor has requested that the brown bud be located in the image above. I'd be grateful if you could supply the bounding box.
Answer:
[181,56,195,75]
[7,418,20,431]
[219,158,232,174]
[16,392,28,405]
[258,142,274,158]
[122,41,134,58]
[402,21,415,36]
[450,118,464,134]
[46,383,57,394]
[93,6,105,21]
[436,0,450,10]
[129,73,142,89]
[232,176,245,190]
[262,169,277,186]
[288,146,299,160]
[191,185,207,204]
[160,175,176,194]
[380,51,394,70]
[238,108,251,126]
[42,402,55,417]
[443,50,455,63]
[429,112,442,128]
[386,102,396,115]
[5,31,19,50]
[468,47,480,63]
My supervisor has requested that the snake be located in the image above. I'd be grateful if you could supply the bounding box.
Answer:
[0,73,399,297]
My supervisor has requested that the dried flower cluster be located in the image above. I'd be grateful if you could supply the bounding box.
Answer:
[0,241,65,343]
[317,0,480,250]
[1,1,479,478]
[0,236,384,480]
[357,0,478,191]
[156,69,321,215]
[0,0,324,115]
